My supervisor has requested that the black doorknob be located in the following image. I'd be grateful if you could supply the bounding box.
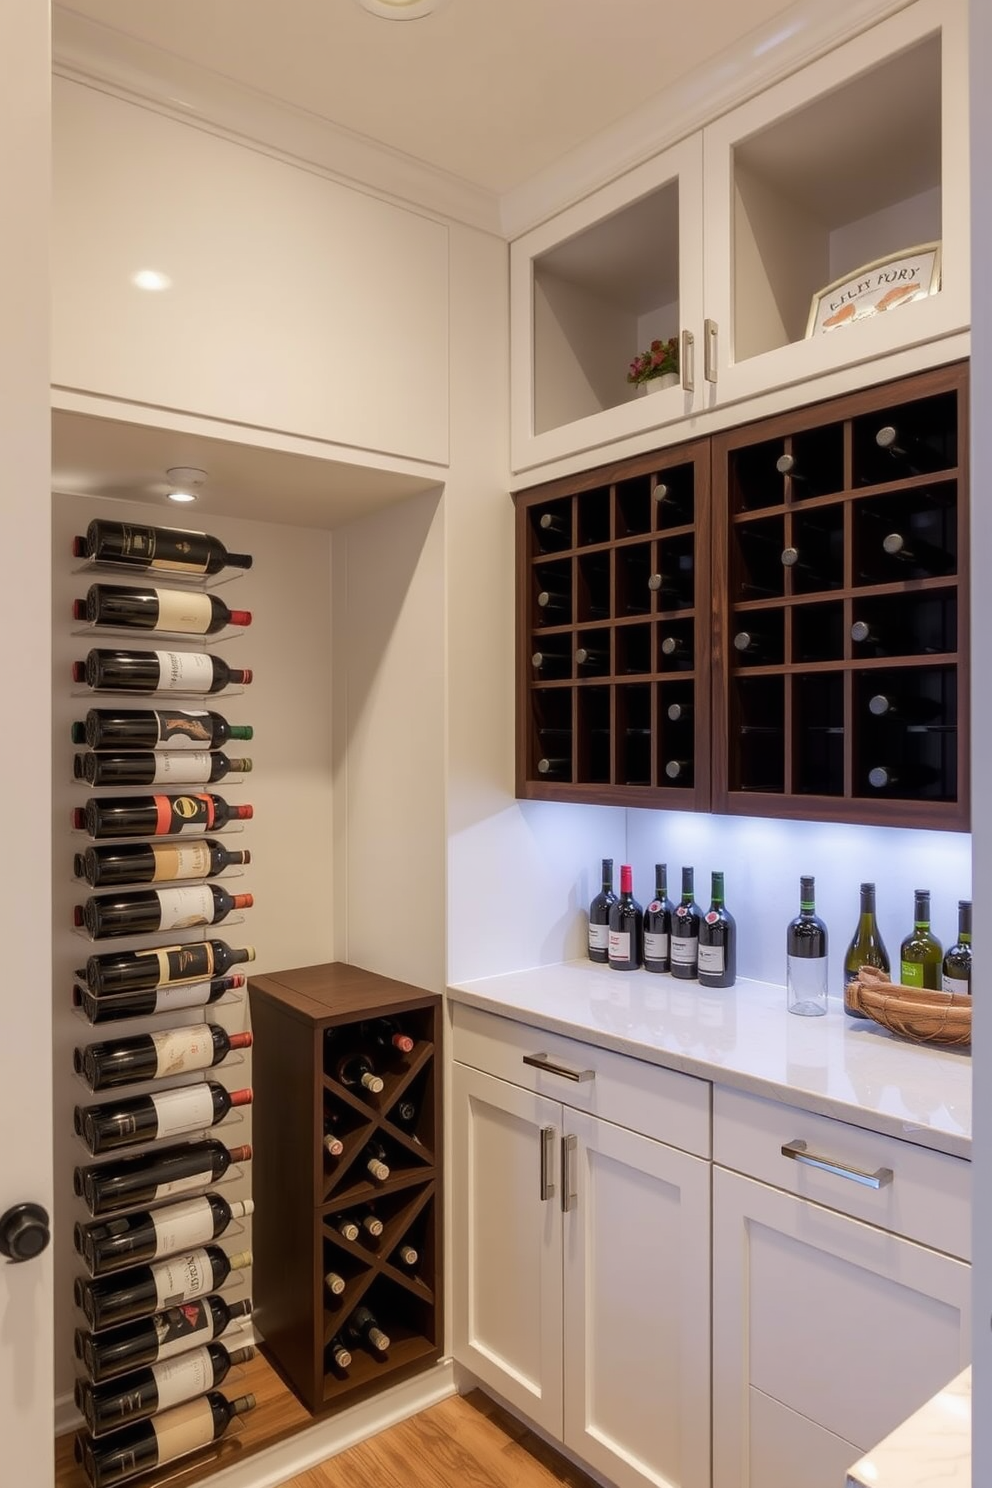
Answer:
[0,1203,51,1262]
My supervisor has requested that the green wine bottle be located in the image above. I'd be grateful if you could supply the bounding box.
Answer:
[899,890,943,989]
[942,900,972,995]
[843,882,890,1017]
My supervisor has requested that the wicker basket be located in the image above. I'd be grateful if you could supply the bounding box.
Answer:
[845,965,971,1048]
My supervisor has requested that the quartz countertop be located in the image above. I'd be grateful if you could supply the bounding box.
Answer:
[447,960,971,1159]
[847,1368,970,1487]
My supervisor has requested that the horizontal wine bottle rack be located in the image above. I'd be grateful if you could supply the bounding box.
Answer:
[248,963,442,1414]
[515,362,969,830]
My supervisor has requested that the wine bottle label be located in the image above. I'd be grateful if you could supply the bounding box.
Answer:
[155,652,215,692]
[151,754,215,785]
[118,526,212,576]
[697,944,725,973]
[151,1025,215,1077]
[150,1198,215,1256]
[150,1396,216,1462]
[152,1253,213,1309]
[671,936,699,966]
[154,591,214,635]
[900,961,925,987]
[153,1165,213,1202]
[154,711,214,750]
[943,974,969,994]
[588,924,609,950]
[137,944,215,986]
[644,932,669,960]
[608,930,631,959]
[153,981,218,1014]
[150,1085,217,1140]
[152,843,213,883]
[153,1302,213,1358]
[154,885,218,930]
[150,1346,213,1410]
[154,795,214,835]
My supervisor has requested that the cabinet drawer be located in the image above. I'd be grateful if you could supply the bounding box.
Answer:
[714,1086,970,1259]
[451,1002,710,1157]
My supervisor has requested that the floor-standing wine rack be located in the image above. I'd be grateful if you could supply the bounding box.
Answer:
[248,963,442,1414]
[514,361,969,830]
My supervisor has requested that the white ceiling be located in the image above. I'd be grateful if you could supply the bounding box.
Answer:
[54,0,799,197]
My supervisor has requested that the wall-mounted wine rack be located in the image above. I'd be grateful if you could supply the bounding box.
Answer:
[248,963,442,1415]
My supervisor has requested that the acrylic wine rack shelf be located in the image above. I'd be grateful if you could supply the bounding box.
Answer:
[515,361,969,830]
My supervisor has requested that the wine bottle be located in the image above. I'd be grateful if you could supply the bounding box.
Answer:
[75,649,252,696]
[76,1288,252,1379]
[75,793,253,841]
[75,839,251,891]
[664,759,692,781]
[536,756,569,778]
[323,1117,344,1158]
[587,858,617,963]
[391,1098,419,1135]
[786,877,828,1016]
[536,588,569,615]
[80,708,254,752]
[75,520,253,577]
[77,1339,257,1436]
[942,900,972,994]
[332,1213,360,1242]
[76,585,252,636]
[653,479,691,523]
[75,1139,253,1218]
[867,763,941,791]
[75,1023,253,1092]
[75,1083,253,1157]
[75,750,252,787]
[874,424,945,475]
[643,864,673,974]
[843,883,890,1015]
[360,1018,415,1055]
[698,871,736,988]
[359,1211,384,1241]
[647,572,682,604]
[396,1243,418,1269]
[75,1390,257,1488]
[671,867,701,980]
[660,636,689,660]
[537,511,569,538]
[899,889,943,989]
[732,630,774,659]
[84,940,256,996]
[75,974,245,1027]
[607,864,642,972]
[75,1194,254,1278]
[328,1335,352,1372]
[345,1305,390,1356]
[332,1051,384,1095]
[530,649,570,676]
[666,700,691,721]
[780,547,831,587]
[775,452,809,483]
[325,1269,347,1298]
[80,884,254,940]
[575,646,609,671]
[361,1139,390,1182]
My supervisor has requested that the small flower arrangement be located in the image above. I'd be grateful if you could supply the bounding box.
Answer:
[626,335,679,386]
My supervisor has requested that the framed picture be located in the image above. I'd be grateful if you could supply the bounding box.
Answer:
[805,243,941,337]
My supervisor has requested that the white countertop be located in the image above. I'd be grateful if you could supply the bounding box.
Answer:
[847,1368,970,1488]
[447,960,971,1159]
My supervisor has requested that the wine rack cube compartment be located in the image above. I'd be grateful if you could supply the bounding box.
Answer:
[248,963,442,1414]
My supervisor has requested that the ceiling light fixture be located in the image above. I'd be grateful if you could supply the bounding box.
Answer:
[131,269,172,292]
[357,0,444,20]
[165,466,208,503]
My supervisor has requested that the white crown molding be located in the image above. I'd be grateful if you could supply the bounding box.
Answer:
[52,6,502,236]
[499,0,912,240]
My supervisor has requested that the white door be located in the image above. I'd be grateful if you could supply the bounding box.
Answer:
[451,1063,563,1434]
[712,1167,971,1488]
[563,1111,710,1488]
[0,0,55,1483]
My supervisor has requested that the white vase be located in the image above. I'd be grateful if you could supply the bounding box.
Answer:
[638,371,679,394]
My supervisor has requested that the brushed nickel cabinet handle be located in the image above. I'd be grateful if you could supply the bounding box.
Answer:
[561,1133,578,1212]
[539,1126,556,1202]
[523,1053,595,1083]
[681,329,695,393]
[781,1139,893,1189]
[704,318,718,384]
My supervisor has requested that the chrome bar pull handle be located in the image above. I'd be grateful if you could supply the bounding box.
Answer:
[523,1053,595,1083]
[704,318,719,384]
[681,329,695,393]
[781,1139,893,1190]
[561,1134,578,1213]
[539,1126,556,1202]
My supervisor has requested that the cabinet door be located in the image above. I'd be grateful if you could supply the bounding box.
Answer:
[451,1062,563,1434]
[563,1111,710,1488]
[712,1167,971,1488]
[702,0,969,409]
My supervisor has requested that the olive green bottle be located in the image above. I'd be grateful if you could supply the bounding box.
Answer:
[941,901,972,994]
[843,882,890,1017]
[899,889,943,990]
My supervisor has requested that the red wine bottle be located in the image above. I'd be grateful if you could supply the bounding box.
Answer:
[587,858,617,963]
[75,793,253,842]
[391,1098,418,1133]
[359,1209,384,1241]
[331,1213,360,1242]
[78,708,254,752]
[344,1305,390,1356]
[75,839,251,890]
[77,1339,256,1436]
[76,584,252,636]
[697,870,737,988]
[75,750,252,787]
[74,1390,257,1487]
[323,1116,344,1158]
[74,649,252,695]
[332,1052,384,1095]
[75,520,253,576]
[360,1018,415,1054]
[83,940,256,996]
[608,864,643,971]
[395,1243,418,1269]
[327,1335,352,1372]
[671,867,702,979]
[644,863,674,973]
[74,974,244,1026]
[76,1024,253,1092]
[361,1140,390,1183]
[80,884,254,939]
[75,1194,254,1277]
[74,1249,251,1334]
[74,1139,253,1217]
[75,1084,253,1157]
[325,1269,347,1298]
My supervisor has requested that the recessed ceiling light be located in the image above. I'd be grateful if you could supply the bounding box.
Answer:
[358,0,445,19]
[131,269,172,292]
[166,465,207,503]
[167,490,198,503]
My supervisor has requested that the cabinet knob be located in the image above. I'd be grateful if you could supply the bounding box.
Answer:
[0,1203,51,1263]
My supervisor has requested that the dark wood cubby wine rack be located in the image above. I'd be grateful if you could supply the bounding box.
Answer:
[248,963,442,1415]
[516,361,969,830]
